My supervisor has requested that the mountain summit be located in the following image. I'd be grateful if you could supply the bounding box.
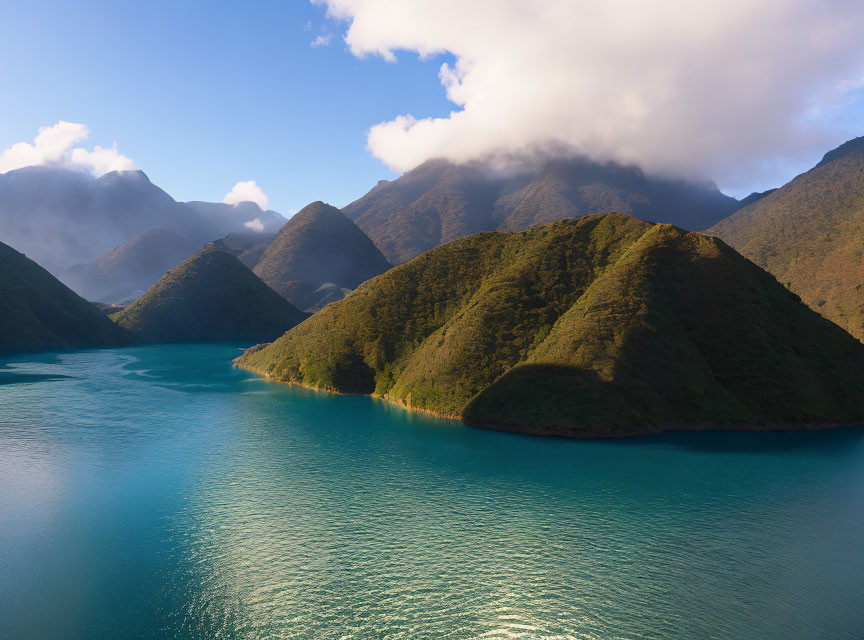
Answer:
[254,201,391,311]
[237,213,864,437]
[115,245,307,344]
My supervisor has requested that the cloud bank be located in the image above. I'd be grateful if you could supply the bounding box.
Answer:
[0,121,134,175]
[318,0,864,186]
[224,180,269,210]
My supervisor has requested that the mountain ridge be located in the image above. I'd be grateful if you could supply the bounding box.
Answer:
[342,157,740,264]
[115,245,308,344]
[709,135,864,341]
[254,201,391,311]
[236,214,864,437]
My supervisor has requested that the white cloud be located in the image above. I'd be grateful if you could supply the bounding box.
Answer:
[311,34,333,47]
[0,121,134,175]
[244,217,265,232]
[223,180,269,209]
[316,0,864,188]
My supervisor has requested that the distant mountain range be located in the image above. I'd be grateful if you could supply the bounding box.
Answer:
[343,157,740,264]
[236,213,864,437]
[115,244,307,344]
[710,136,864,341]
[183,200,286,236]
[58,228,200,304]
[0,166,282,270]
[0,239,126,351]
[253,202,391,312]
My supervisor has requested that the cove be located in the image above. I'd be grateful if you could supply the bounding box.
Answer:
[1,344,863,639]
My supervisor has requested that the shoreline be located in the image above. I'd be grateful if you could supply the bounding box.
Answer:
[234,359,864,439]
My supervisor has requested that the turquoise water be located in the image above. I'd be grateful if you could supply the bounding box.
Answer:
[1,345,864,640]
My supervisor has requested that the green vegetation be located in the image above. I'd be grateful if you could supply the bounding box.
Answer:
[254,201,390,311]
[236,214,864,437]
[0,240,127,351]
[115,245,308,344]
[710,136,864,341]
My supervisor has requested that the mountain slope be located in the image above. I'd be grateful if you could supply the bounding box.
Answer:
[237,214,864,437]
[0,240,127,352]
[59,228,200,304]
[253,201,391,311]
[220,231,277,269]
[494,159,738,231]
[342,160,512,264]
[115,246,307,344]
[0,167,216,268]
[342,158,738,264]
[709,136,864,341]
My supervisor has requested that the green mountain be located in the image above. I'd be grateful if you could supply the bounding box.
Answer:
[253,201,391,312]
[342,158,739,264]
[709,136,864,341]
[59,228,200,304]
[236,214,864,438]
[115,245,307,344]
[0,240,127,352]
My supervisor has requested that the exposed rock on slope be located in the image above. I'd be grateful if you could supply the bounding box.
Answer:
[253,201,391,312]
[237,214,864,438]
[0,240,127,352]
[115,245,307,344]
[710,136,864,341]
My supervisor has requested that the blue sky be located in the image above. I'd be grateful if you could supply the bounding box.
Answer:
[0,0,454,213]
[1,0,862,213]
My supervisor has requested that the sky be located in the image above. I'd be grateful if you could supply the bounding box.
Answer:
[1,0,863,213]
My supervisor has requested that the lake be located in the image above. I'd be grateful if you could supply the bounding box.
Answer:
[1,344,863,639]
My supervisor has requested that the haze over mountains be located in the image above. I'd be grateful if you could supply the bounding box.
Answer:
[0,166,283,270]
[343,157,740,264]
[237,214,864,437]
[710,136,864,341]
[58,228,200,304]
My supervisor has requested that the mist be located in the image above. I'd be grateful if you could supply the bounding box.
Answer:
[319,0,864,190]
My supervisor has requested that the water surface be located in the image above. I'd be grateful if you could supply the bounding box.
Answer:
[1,344,863,639]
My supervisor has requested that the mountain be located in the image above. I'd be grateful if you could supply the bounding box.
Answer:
[183,201,286,237]
[236,214,864,438]
[253,201,391,312]
[342,158,739,264]
[58,228,200,304]
[0,240,127,352]
[220,230,278,269]
[736,188,777,208]
[115,245,307,344]
[342,160,517,264]
[0,167,218,269]
[493,159,739,231]
[709,136,864,341]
